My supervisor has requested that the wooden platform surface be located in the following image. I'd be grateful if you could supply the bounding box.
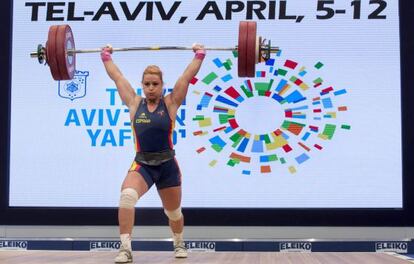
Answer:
[0,251,413,264]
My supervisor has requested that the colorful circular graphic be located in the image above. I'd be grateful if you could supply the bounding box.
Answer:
[190,51,350,175]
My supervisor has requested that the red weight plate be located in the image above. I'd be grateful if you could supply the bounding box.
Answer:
[246,21,257,77]
[46,25,61,80]
[238,21,248,77]
[56,25,76,80]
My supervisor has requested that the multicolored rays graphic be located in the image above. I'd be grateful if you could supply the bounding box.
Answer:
[191,51,350,175]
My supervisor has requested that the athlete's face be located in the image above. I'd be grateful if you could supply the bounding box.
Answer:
[142,74,163,102]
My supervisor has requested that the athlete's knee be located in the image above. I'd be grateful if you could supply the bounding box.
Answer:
[119,188,139,209]
[164,207,183,221]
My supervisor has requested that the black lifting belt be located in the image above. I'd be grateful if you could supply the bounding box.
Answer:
[135,149,175,166]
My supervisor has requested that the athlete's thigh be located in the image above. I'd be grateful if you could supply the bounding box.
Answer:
[158,186,182,210]
[121,170,150,197]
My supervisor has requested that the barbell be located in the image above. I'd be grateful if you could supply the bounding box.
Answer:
[30,21,280,80]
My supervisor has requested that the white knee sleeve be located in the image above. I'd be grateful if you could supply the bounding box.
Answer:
[119,188,139,209]
[164,207,183,221]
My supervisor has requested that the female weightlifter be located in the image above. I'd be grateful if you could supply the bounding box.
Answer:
[100,43,206,263]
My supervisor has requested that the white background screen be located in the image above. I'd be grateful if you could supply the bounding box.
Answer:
[10,0,402,208]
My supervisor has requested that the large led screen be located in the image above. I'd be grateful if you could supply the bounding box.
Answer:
[9,0,402,208]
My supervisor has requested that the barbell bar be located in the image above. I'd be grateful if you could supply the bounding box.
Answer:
[30,21,280,80]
